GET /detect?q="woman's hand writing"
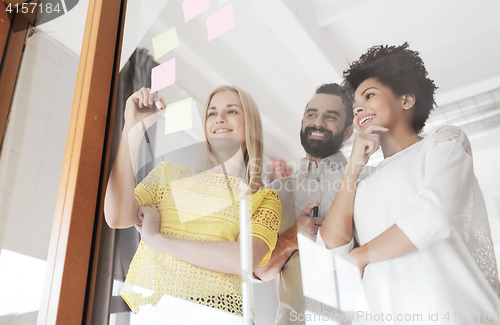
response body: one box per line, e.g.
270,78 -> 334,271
124,87 -> 166,131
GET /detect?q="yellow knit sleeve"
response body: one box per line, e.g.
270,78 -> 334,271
251,187 -> 282,266
133,162 -> 166,206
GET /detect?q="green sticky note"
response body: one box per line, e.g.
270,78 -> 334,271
152,27 -> 179,60
165,98 -> 192,135
219,0 -> 229,4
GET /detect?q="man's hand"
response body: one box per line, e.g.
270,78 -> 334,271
293,202 -> 322,242
252,202 -> 322,281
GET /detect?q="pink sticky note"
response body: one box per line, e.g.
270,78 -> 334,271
207,4 -> 235,41
151,58 -> 176,93
182,0 -> 211,23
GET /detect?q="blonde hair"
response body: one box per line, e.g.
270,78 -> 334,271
199,85 -> 264,193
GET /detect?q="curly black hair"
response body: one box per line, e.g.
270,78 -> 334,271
341,43 -> 438,134
315,83 -> 353,129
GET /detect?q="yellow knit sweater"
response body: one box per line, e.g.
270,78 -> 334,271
121,162 -> 281,315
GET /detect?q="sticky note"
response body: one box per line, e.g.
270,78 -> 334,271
164,98 -> 193,135
335,255 -> 369,312
219,0 -> 229,3
151,58 -> 176,93
297,234 -> 369,312
297,233 -> 339,308
152,27 -> 179,60
182,0 -> 210,23
207,4 -> 234,41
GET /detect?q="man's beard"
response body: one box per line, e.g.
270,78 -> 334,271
300,126 -> 344,159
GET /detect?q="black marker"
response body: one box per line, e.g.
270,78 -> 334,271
311,206 -> 319,218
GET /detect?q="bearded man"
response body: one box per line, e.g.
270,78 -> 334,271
254,83 -> 354,324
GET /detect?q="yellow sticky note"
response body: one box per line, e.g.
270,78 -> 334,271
219,0 -> 229,4
152,27 -> 179,60
165,98 -> 192,135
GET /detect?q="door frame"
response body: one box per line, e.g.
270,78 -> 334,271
35,0 -> 127,323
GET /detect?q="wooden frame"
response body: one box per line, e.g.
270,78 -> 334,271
37,0 -> 126,323
0,3 -> 29,149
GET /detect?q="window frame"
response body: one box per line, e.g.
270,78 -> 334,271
32,0 -> 128,324
0,2 -> 30,149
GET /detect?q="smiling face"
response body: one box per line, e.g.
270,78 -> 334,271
205,90 -> 246,149
352,78 -> 409,132
300,93 -> 349,158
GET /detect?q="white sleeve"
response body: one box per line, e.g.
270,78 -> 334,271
316,227 -> 354,257
396,126 -> 474,250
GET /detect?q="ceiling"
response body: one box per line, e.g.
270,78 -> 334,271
38,0 -> 500,164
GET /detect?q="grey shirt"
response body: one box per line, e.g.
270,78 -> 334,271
267,151 -> 347,325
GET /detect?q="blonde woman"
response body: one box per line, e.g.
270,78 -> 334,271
104,86 -> 281,320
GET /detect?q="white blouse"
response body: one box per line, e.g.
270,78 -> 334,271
317,126 -> 500,324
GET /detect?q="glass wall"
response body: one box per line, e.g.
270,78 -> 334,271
99,0 -> 500,324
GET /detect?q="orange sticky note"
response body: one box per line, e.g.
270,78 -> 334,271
207,4 -> 234,41
151,58 -> 176,93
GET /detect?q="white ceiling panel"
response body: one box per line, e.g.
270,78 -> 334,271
37,0 -> 500,163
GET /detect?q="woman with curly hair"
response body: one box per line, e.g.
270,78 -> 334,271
318,43 -> 500,324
